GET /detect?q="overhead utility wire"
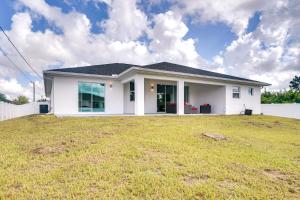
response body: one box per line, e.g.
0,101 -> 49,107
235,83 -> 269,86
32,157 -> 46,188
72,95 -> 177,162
0,47 -> 32,82
0,25 -> 43,79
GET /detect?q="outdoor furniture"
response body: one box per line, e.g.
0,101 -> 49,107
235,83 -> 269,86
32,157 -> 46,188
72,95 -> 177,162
184,104 -> 192,114
165,103 -> 199,114
166,103 -> 177,113
191,106 -> 198,114
200,104 -> 211,114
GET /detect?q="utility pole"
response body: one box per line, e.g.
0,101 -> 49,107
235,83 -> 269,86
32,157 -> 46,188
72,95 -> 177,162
31,81 -> 35,102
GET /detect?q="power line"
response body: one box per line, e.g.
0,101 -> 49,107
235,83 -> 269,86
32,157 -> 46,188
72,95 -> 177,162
0,25 -> 43,79
0,47 -> 37,101
0,47 -> 32,82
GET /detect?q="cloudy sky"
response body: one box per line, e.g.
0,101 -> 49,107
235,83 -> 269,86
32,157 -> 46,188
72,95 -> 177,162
0,0 -> 299,100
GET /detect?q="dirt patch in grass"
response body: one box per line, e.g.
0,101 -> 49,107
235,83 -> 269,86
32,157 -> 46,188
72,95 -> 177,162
243,120 -> 285,129
294,158 -> 300,164
174,161 -> 185,169
273,121 -> 283,126
226,163 -> 257,174
98,131 -> 114,136
10,183 -> 23,190
94,131 -> 115,139
183,174 -> 210,185
203,133 -> 228,141
263,169 -> 289,181
263,169 -> 300,194
290,143 -> 300,147
153,168 -> 164,176
31,146 -> 66,155
244,121 -> 273,128
217,180 -> 237,191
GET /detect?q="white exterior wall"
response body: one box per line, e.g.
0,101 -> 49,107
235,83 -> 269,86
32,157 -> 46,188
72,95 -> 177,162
134,75 -> 145,116
187,83 -> 226,114
262,104 -> 300,119
50,84 -> 54,113
49,73 -> 262,116
225,85 -> 261,114
177,80 -> 184,115
144,79 -> 177,114
53,76 -> 124,116
123,82 -> 134,114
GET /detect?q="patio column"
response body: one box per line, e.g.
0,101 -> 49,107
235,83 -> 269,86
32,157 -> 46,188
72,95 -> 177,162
177,80 -> 184,115
134,75 -> 144,116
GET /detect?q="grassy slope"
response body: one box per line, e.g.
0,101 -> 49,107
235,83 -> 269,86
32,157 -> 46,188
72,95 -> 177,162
0,115 -> 299,199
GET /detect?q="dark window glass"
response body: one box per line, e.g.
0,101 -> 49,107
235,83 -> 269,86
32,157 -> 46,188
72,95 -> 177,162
130,81 -> 135,101
232,86 -> 240,99
184,86 -> 189,103
248,88 -> 254,96
157,84 -> 166,112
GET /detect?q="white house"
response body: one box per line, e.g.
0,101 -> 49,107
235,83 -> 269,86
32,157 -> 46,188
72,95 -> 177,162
43,62 -> 270,116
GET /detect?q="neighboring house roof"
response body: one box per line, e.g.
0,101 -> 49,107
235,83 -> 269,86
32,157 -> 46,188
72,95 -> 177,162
44,62 -> 270,86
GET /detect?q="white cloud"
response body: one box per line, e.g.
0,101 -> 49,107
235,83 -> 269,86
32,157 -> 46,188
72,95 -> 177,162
148,11 -> 204,67
0,79 -> 30,100
101,0 -> 149,41
171,0 -> 280,36
215,0 -> 300,89
0,0 -> 205,98
0,79 -> 25,95
0,78 -> 44,101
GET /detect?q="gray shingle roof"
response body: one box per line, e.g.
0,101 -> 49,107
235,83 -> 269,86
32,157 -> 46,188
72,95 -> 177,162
47,63 -> 136,76
142,62 -> 259,83
45,62 -> 268,85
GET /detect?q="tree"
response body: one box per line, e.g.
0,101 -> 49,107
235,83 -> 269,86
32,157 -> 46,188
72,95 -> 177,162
261,90 -> 300,104
13,95 -> 29,105
289,75 -> 300,92
0,92 -> 8,102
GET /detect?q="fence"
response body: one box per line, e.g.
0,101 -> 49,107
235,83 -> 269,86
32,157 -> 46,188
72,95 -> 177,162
261,103 -> 300,119
0,102 -> 49,121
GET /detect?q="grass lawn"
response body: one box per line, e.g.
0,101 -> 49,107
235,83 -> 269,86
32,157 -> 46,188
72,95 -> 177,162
0,115 -> 299,199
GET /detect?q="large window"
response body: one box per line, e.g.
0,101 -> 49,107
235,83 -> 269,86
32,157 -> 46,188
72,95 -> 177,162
184,86 -> 189,103
130,81 -> 135,101
79,82 -> 105,112
232,86 -> 240,99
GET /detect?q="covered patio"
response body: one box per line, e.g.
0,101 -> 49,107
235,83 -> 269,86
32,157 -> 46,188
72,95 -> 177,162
122,75 -> 226,115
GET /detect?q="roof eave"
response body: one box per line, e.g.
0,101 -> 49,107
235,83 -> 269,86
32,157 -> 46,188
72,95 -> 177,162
119,67 -> 271,86
43,70 -> 117,79
43,67 -> 271,87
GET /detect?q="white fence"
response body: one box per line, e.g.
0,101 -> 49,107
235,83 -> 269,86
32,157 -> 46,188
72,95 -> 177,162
261,103 -> 300,119
0,102 -> 48,121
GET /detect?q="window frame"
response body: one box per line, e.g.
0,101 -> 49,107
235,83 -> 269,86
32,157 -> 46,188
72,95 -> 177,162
232,86 -> 240,99
248,87 -> 254,96
78,81 -> 105,112
129,81 -> 135,102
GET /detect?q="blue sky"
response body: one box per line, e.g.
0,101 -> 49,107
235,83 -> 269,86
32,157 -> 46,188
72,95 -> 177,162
0,0 -> 261,61
0,0 -> 299,99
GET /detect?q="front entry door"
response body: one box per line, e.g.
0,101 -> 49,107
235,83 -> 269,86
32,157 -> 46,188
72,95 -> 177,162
157,84 -> 177,113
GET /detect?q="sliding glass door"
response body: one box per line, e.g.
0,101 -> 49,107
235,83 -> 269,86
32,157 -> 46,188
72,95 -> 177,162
157,85 -> 166,112
157,84 -> 177,112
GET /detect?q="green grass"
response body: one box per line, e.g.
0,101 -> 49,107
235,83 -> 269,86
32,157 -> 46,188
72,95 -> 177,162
0,115 -> 299,199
